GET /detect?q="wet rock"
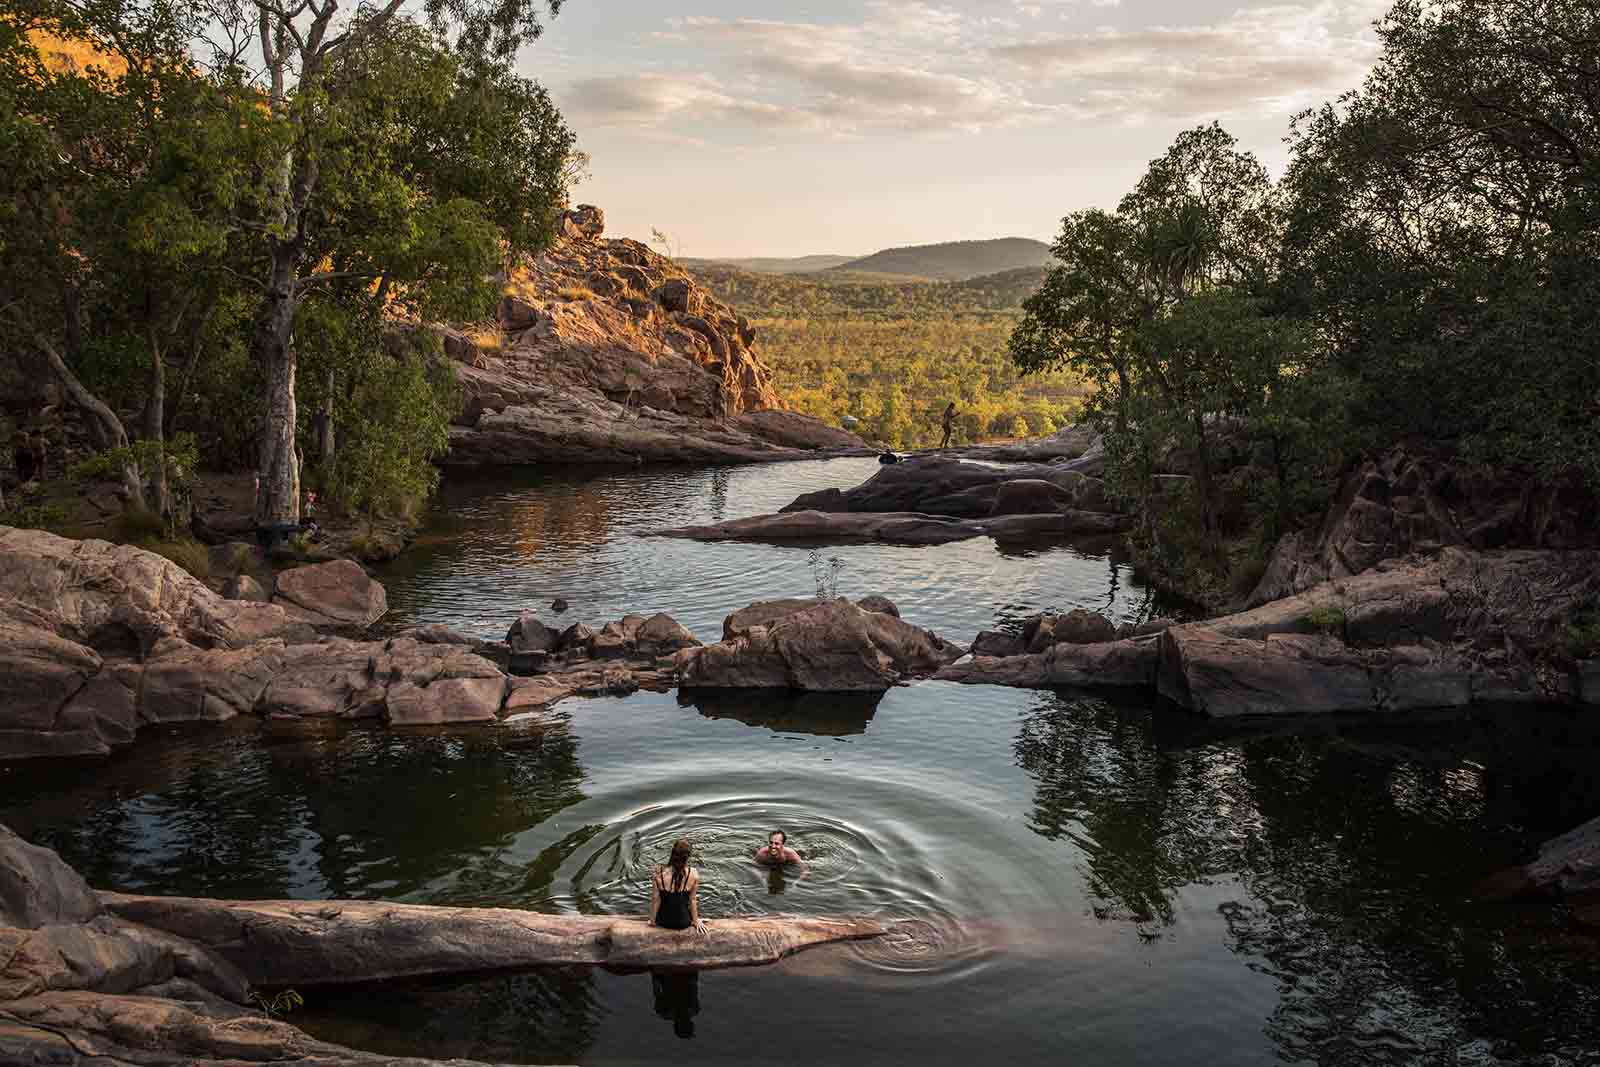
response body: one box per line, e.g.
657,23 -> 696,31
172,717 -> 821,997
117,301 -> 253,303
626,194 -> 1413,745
637,612 -> 701,653
971,630 -> 1026,658
1036,609 -> 1117,647
1476,814 -> 1600,926
556,621 -> 596,653
855,595 -> 900,618
551,597 -> 570,613
507,611 -> 559,653
678,599 -> 963,691
272,559 -> 387,629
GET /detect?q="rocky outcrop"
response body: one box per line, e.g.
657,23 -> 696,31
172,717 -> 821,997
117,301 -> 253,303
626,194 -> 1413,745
782,455 -> 1121,520
1248,445 -> 1600,608
942,550 -> 1600,714
0,822 -> 883,1066
676,599 -> 962,691
655,507 -> 1127,546
0,530 -> 513,758
1159,549 -> 1600,716
441,205 -> 867,465
1475,814 -> 1600,926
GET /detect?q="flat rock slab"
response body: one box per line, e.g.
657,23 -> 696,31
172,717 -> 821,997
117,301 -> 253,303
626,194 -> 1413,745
654,508 -> 1127,546
99,894 -> 886,983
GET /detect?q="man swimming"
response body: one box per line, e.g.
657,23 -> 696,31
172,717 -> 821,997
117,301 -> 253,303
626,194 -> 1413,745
754,829 -> 802,867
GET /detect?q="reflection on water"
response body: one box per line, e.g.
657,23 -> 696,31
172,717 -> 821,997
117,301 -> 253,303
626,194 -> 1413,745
652,970 -> 701,1040
6,689 -> 1600,1064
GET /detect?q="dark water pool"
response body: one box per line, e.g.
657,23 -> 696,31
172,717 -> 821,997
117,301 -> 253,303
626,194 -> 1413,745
4,460 -> 1600,1066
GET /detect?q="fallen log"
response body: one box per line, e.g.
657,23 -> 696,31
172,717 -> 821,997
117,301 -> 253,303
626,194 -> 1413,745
99,893 -> 886,984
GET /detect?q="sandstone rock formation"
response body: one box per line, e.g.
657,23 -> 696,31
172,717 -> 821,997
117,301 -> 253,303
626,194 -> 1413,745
675,599 -> 963,691
1248,445 -> 1600,608
440,205 -> 866,465
0,822 -> 883,1066
942,550 -> 1600,715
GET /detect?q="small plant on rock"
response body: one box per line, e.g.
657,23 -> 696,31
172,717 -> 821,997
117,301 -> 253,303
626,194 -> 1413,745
1304,603 -> 1347,637
248,988 -> 304,1018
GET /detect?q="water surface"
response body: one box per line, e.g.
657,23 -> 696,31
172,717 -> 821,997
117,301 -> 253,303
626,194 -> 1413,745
3,460 -> 1599,1066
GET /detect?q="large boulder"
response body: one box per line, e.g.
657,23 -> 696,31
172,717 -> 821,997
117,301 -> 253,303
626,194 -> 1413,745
1027,609 -> 1117,650
678,599 -> 963,691
1157,628 -> 1376,717
272,559 -> 387,629
506,611 -> 559,653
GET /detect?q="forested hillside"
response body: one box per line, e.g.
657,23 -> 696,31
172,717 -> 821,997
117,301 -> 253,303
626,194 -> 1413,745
831,238 -> 1051,280
688,264 -> 1078,448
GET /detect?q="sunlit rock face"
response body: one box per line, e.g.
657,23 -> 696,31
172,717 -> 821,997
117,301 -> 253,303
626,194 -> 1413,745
439,204 -> 865,465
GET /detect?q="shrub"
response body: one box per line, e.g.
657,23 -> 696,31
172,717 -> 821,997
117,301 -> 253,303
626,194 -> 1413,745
1304,604 -> 1347,636
110,508 -> 168,543
557,285 -> 597,302
145,539 -> 211,579
0,502 -> 70,531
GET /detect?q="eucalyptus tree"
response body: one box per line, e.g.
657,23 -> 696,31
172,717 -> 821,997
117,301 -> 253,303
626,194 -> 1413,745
220,0 -> 569,525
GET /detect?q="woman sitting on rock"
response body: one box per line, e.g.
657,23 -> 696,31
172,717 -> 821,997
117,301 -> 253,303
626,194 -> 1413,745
650,838 -> 707,934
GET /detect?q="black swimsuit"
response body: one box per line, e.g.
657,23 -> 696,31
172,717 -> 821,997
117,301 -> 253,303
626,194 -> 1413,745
655,869 -> 693,930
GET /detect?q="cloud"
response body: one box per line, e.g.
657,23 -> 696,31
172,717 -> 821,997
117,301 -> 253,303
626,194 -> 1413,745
562,1 -> 1383,136
564,72 -> 814,130
991,2 -> 1383,119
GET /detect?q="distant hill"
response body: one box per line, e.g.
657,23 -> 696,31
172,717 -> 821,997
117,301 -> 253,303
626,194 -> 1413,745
681,254 -> 857,275
830,238 -> 1052,282
685,262 -> 1048,318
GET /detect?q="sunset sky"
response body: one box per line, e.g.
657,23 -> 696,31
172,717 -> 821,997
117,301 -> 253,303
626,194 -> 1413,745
522,0 -> 1388,258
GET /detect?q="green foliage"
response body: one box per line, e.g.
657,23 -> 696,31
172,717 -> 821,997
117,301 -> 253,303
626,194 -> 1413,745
1305,604 -> 1348,636
303,320 -> 456,520
1278,0 -> 1600,484
71,434 -> 200,490
690,268 -> 1083,449
109,508 -> 168,544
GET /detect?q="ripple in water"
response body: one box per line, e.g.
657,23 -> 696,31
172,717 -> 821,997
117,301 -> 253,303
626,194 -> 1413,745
551,791 -> 1002,981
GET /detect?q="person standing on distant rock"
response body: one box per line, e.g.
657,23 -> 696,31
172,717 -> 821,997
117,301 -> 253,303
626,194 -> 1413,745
940,402 -> 958,449
650,838 -> 707,934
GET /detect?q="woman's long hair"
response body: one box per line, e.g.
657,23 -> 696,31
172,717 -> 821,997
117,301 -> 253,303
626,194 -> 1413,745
664,838 -> 691,892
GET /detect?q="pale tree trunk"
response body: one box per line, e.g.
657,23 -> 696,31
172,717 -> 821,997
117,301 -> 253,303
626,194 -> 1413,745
143,336 -> 170,518
316,367 -> 335,463
254,274 -> 300,525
